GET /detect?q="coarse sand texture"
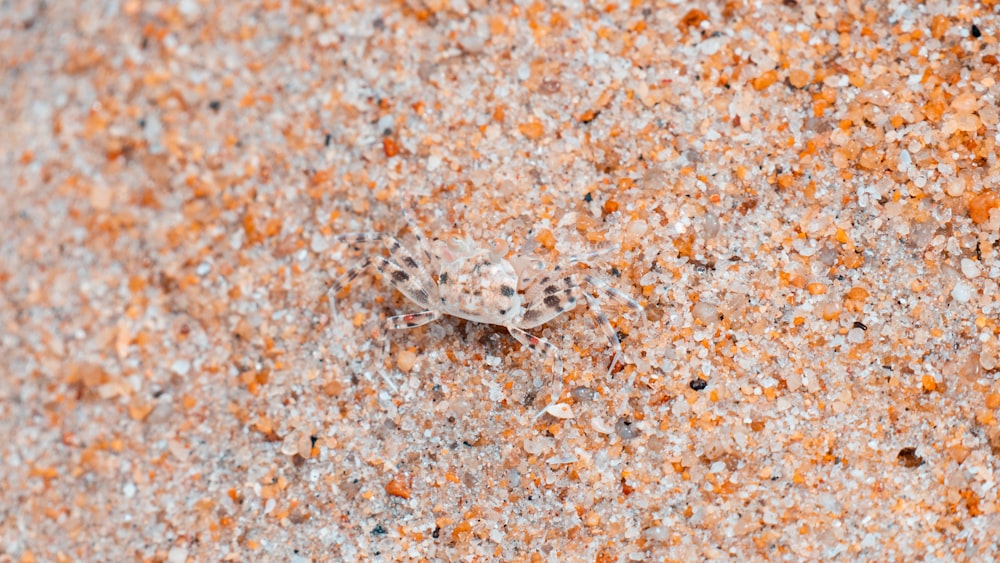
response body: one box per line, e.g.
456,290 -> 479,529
3,1 -> 1000,560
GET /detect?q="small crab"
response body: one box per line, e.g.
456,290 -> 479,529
331,212 -> 644,414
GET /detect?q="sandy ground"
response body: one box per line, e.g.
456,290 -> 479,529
3,0 -> 1000,561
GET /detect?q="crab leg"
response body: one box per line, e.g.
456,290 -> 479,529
518,284 -> 583,329
400,206 -> 443,268
329,255 -> 373,295
580,293 -> 624,376
333,232 -> 437,300
583,274 -> 644,317
330,250 -> 435,309
387,310 -> 443,330
507,326 -> 564,407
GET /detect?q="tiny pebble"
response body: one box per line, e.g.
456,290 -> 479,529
703,213 -> 720,238
385,476 -> 411,499
615,418 -> 639,440
953,113 -> 981,132
177,0 -> 199,17
544,403 -> 575,419
458,28 -> 486,52
945,178 -> 965,197
310,233 -> 329,253
951,281 -> 974,303
570,386 -> 597,402
426,154 -> 442,171
961,258 -> 981,279
170,359 -> 191,376
591,417 -> 613,434
281,432 -> 301,456
693,302 -> 719,324
523,436 -> 552,456
951,92 -> 979,113
167,547 -> 188,563
546,453 -> 578,465
397,349 -> 417,372
847,327 -> 866,344
643,526 -> 670,541
626,219 -> 648,237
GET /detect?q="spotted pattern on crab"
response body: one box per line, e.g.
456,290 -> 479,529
331,212 -> 644,414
